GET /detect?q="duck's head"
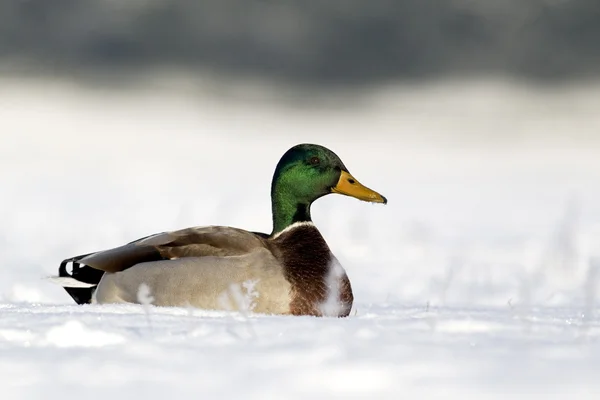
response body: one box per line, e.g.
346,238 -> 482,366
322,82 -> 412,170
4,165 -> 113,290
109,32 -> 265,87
270,144 -> 386,234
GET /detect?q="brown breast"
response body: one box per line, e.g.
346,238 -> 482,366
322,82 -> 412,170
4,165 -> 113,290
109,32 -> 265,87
268,223 -> 354,317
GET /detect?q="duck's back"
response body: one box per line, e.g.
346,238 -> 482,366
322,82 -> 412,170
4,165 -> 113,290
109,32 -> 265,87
82,225 -> 269,272
64,226 -> 291,313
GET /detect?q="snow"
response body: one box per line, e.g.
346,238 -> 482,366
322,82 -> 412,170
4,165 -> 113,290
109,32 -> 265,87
1,76 -> 600,398
1,304 -> 598,398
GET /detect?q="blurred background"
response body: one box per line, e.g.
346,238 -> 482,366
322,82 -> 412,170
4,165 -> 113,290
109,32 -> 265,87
1,0 -> 600,308
1,0 -> 600,83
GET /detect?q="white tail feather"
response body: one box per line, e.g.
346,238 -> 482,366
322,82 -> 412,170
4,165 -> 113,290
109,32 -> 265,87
46,276 -> 97,288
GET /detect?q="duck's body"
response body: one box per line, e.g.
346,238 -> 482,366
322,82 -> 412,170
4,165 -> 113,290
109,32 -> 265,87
56,144 -> 385,317
85,222 -> 352,316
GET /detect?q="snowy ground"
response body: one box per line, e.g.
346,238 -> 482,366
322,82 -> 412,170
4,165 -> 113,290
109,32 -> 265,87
2,77 -> 600,398
2,303 -> 599,399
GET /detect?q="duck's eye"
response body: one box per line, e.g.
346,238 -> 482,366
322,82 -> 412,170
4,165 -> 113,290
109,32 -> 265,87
309,156 -> 320,165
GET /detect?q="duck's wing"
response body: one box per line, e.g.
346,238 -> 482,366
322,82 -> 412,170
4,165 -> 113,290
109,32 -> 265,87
56,226 -> 269,304
79,226 -> 269,273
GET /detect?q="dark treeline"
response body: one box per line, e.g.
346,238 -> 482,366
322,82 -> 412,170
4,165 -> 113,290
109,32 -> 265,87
1,0 -> 599,85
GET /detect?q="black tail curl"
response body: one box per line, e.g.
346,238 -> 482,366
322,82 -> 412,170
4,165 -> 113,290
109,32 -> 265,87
58,253 -> 105,305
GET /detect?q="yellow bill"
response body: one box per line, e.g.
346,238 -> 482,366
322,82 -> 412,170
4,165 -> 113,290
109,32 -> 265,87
332,171 -> 387,204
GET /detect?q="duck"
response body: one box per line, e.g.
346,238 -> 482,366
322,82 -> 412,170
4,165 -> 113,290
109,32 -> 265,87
55,143 -> 387,317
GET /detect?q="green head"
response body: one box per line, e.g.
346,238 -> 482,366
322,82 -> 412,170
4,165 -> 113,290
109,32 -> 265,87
270,143 -> 387,235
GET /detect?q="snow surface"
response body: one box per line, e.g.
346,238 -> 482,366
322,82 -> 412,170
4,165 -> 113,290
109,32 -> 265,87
2,77 -> 600,398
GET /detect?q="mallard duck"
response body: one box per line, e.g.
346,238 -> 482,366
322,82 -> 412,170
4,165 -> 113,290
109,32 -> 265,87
55,144 -> 386,317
